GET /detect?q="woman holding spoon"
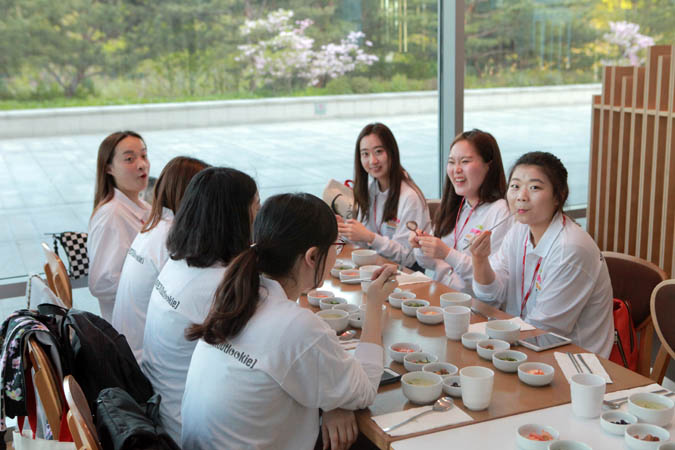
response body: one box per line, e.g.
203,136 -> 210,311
338,122 -> 430,269
469,152 -> 613,356
409,129 -> 512,295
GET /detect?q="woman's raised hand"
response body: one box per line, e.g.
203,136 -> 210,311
408,230 -> 421,248
418,235 -> 450,260
337,219 -> 375,243
469,230 -> 492,260
366,264 -> 398,306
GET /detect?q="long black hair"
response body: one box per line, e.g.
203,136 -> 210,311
186,193 -> 337,343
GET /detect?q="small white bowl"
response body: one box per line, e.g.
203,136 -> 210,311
625,424 -> 670,450
600,411 -> 638,436
518,363 -> 555,387
330,259 -> 356,278
401,372 -> 443,405
352,249 -> 377,266
359,264 -> 381,276
548,441 -> 592,450
439,292 -> 472,308
319,296 -> 347,310
485,319 -> 521,344
348,311 -> 363,328
416,306 -> 444,324
492,350 -> 527,373
388,290 -> 416,308
401,299 -> 430,317
307,289 -> 334,307
476,339 -> 510,360
388,342 -> 422,363
423,362 -> 458,379
461,332 -> 489,350
315,309 -> 349,332
403,351 -> 438,372
516,424 -> 559,450
442,375 -> 462,397
628,393 -> 675,427
332,303 -> 359,314
339,269 -> 362,283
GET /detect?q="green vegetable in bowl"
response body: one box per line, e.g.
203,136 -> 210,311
407,302 -> 426,307
497,356 -> 518,362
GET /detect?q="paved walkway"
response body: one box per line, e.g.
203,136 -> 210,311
0,104 -> 591,280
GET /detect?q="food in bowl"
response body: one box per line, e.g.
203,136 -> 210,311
421,310 -> 440,315
484,344 -> 494,350
527,431 -> 554,441
497,356 -> 518,362
411,357 -> 432,364
527,369 -> 545,375
612,419 -> 630,425
433,369 -> 450,375
633,434 -> 661,441
404,378 -> 437,386
391,346 -> 415,353
407,301 -> 427,308
633,400 -> 668,410
320,313 -> 344,319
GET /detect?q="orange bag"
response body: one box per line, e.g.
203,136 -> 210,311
609,298 -> 639,371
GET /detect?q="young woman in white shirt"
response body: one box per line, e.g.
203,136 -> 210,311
181,193 -> 398,450
88,131 -> 151,321
140,167 -> 260,444
338,122 -> 430,269
409,129 -> 511,295
112,156 -> 210,363
470,152 -> 614,356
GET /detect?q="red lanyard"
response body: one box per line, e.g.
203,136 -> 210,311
453,197 -> 477,249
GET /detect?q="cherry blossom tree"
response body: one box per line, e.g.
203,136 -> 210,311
603,21 -> 654,66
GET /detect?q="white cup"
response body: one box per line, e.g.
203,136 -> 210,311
443,305 -> 471,340
460,366 -> 494,411
570,373 -> 606,418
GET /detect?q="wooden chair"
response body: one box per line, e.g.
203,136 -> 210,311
27,337 -> 64,440
650,279 -> 675,384
602,251 -> 668,377
63,375 -> 102,450
426,198 -> 441,222
41,242 -> 73,308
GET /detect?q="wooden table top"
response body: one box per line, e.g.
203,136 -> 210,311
300,247 -> 653,450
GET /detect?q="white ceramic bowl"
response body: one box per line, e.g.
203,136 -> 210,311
388,342 -> 422,363
348,311 -> 363,328
439,292 -> 472,308
442,375 -> 462,397
361,280 -> 373,292
492,350 -> 527,373
332,303 -> 359,314
547,441 -> 592,450
307,289 -> 334,307
416,306 -> 444,325
319,296 -> 347,310
476,339 -> 510,360
600,411 -> 638,436
401,372 -> 443,405
625,424 -> 670,450
422,362 -> 458,379
359,264 -> 381,277
401,299 -> 430,317
352,249 -> 378,266
388,290 -> 416,308
515,424 -> 559,450
339,269 -> 361,283
330,259 -> 356,278
315,309 -> 349,332
628,393 -> 675,427
403,351 -> 438,372
485,319 -> 521,344
518,362 -> 555,387
461,332 -> 489,350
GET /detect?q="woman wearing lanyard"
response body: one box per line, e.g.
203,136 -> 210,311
408,129 -> 512,295
88,131 -> 151,322
338,122 -> 430,268
470,152 -> 614,357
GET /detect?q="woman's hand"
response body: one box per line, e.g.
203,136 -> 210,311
408,231 -> 421,248
338,219 -> 375,243
366,264 -> 399,305
469,230 -> 492,260
321,409 -> 358,450
418,236 -> 450,260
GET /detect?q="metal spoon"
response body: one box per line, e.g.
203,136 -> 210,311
338,329 -> 357,341
406,221 -> 429,236
382,396 -> 454,433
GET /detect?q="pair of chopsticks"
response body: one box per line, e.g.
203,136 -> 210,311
567,352 -> 593,374
461,212 -> 516,250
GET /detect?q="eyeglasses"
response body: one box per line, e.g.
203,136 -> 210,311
330,239 -> 346,255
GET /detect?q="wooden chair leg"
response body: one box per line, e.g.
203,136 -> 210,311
651,346 -> 671,384
637,323 -> 654,377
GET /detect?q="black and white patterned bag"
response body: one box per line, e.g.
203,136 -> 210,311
50,232 -> 89,279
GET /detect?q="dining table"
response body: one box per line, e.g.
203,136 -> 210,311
299,245 -> 656,450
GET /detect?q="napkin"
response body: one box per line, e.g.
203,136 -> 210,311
553,352 -> 613,384
371,404 -> 473,437
468,317 -> 536,334
396,271 -> 432,286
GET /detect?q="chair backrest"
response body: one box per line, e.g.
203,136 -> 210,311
63,375 -> 102,450
602,251 -> 667,327
651,280 -> 675,360
27,337 -> 63,440
41,242 -> 73,308
426,198 -> 441,222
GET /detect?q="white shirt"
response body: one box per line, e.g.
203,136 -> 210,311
88,188 -> 150,321
141,258 -> 226,444
181,277 -> 383,450
357,179 -> 430,268
473,212 -> 614,357
414,199 -> 512,296
112,208 -> 174,363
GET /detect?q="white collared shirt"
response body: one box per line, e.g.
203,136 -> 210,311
358,179 -> 430,267
141,258 -> 226,444
88,188 -> 150,321
112,207 -> 174,363
414,199 -> 512,296
473,212 -> 614,357
181,276 -> 383,450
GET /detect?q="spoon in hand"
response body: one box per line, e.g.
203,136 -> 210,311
406,221 -> 428,236
382,396 -> 455,433
338,329 -> 357,341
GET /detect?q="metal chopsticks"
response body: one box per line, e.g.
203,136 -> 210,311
567,352 -> 582,373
